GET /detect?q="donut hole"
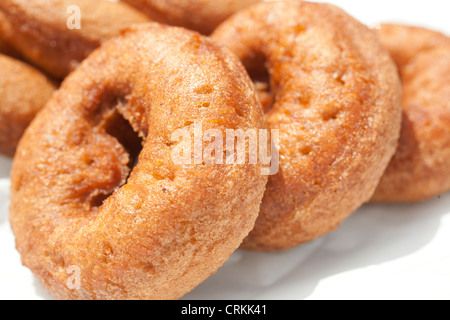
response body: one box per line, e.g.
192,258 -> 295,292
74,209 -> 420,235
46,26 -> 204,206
90,192 -> 111,208
244,53 -> 274,113
103,110 -> 143,170
254,81 -> 274,113
88,104 -> 144,209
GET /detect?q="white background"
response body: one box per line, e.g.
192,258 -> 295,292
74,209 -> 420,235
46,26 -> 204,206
1,0 -> 449,300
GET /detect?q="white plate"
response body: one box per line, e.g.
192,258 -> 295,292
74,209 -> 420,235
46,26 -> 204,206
1,0 -> 450,300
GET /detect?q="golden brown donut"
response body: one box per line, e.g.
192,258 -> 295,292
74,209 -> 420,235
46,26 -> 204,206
10,23 -> 268,300
0,0 -> 150,79
0,54 -> 55,156
212,1 -> 403,251
372,25 -> 450,202
122,0 -> 261,34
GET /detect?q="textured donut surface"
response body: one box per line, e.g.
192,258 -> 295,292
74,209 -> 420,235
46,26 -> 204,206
122,0 -> 260,34
373,25 -> 450,202
0,54 -> 55,156
213,0 -> 402,251
0,11 -> 18,56
10,24 -> 268,299
0,0 -> 150,79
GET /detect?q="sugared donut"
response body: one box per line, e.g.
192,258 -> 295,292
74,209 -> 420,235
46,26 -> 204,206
0,0 -> 150,79
10,24 -> 268,299
372,25 -> 450,202
122,0 -> 261,35
212,1 -> 403,251
0,54 -> 55,156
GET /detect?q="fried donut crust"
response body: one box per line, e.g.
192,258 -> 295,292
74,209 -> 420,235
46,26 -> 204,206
0,11 -> 17,56
10,23 -> 268,300
212,1 -> 402,251
372,25 -> 450,202
122,0 -> 261,35
0,0 -> 150,79
0,54 -> 55,156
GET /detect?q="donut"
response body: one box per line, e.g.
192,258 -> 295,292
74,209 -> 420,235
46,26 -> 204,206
212,1 -> 403,251
122,0 -> 261,35
372,25 -> 450,202
0,54 -> 55,156
0,0 -> 150,79
10,24 -> 268,300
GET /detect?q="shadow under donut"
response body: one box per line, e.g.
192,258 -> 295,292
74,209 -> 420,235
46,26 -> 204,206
185,191 -> 450,299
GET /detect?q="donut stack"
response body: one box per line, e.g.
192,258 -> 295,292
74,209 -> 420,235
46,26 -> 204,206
0,0 -> 449,300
